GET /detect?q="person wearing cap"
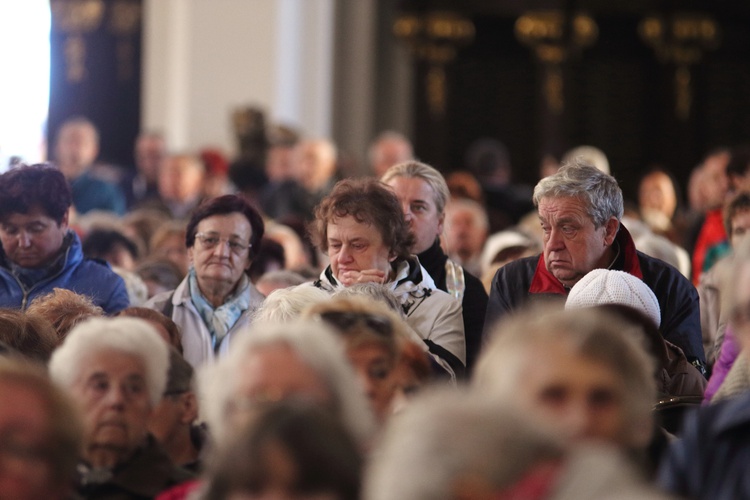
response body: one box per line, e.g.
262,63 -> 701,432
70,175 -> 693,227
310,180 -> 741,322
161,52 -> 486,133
565,269 -> 705,399
485,160 -> 706,373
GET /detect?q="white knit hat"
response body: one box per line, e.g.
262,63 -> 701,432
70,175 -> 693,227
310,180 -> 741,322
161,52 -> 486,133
565,269 -> 661,327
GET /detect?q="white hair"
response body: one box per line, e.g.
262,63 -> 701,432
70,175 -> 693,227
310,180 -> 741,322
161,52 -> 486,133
252,284 -> 330,324
200,319 -> 376,447
533,161 -> 623,227
49,317 -> 169,406
364,388 -> 565,500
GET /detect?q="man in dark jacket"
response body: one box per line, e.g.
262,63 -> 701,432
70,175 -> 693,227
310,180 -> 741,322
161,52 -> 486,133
485,161 -> 705,372
382,161 -> 488,373
0,164 -> 129,313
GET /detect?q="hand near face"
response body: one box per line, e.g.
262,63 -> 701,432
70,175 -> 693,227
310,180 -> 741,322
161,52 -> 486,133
338,268 -> 388,287
327,215 -> 396,287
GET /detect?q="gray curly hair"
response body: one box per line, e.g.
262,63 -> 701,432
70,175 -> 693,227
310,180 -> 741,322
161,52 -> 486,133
533,160 -> 623,228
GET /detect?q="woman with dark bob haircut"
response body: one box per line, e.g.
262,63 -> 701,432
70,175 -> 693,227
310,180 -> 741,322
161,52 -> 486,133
146,194 -> 265,368
309,178 -> 466,380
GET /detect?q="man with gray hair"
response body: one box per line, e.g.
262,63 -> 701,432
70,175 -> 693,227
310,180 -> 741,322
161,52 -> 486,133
485,161 -> 705,371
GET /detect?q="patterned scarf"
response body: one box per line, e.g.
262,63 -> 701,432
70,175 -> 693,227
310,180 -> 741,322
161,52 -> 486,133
188,268 -> 251,351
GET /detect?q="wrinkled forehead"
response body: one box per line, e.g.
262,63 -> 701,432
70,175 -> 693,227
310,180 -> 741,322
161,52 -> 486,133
538,195 -> 592,219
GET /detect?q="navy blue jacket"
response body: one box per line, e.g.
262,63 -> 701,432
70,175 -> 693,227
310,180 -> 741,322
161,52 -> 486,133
0,231 -> 129,314
485,225 -> 705,364
658,391 -> 750,499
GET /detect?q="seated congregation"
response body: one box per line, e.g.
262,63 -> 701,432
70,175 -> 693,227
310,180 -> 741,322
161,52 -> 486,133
4,133 -> 750,500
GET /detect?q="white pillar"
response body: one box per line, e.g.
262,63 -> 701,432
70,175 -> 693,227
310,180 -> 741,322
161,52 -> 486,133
142,0 -> 336,154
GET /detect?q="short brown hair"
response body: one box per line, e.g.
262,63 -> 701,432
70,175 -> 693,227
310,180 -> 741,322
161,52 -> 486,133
310,178 -> 414,262
0,308 -> 58,362
26,288 -> 104,341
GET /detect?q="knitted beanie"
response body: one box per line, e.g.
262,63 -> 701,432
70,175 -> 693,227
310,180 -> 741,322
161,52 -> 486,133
565,269 -> 661,327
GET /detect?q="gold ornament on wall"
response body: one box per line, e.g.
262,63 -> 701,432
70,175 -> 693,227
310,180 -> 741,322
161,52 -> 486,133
515,10 -> 598,114
50,0 -> 105,83
639,13 -> 720,120
109,0 -> 142,82
394,10 -> 475,117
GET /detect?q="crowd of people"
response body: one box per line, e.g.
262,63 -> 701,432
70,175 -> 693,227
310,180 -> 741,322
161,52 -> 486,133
3,115 -> 750,499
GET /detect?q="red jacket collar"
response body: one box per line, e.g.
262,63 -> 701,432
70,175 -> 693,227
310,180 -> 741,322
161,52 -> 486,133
529,224 -> 643,295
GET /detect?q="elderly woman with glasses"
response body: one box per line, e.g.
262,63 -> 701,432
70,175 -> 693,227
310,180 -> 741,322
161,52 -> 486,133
146,194 -> 265,368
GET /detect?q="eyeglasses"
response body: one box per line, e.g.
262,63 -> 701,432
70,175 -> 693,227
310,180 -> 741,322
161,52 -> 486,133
194,232 -> 250,254
315,311 -> 393,337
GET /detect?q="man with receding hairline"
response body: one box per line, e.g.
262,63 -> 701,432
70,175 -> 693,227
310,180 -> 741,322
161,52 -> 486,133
485,160 -> 705,373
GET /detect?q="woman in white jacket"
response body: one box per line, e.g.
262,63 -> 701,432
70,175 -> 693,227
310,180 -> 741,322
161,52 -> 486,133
147,194 -> 265,368
309,178 -> 465,377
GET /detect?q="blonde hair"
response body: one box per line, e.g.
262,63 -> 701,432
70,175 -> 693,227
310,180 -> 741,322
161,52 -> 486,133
474,307 -> 655,448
